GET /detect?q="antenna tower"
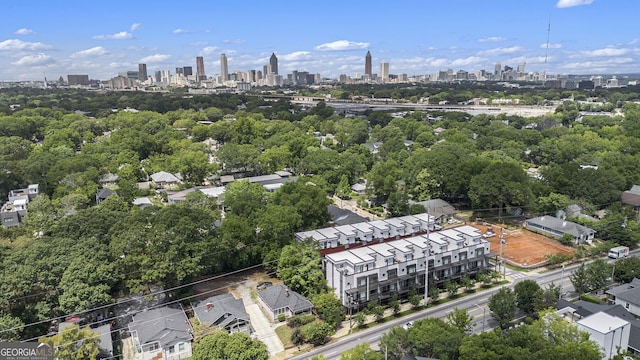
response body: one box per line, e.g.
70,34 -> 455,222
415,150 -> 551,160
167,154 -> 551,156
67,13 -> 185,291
543,17 -> 551,85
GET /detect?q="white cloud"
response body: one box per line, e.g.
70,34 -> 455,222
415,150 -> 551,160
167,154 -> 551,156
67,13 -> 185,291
139,54 -> 171,63
581,47 -> 629,57
0,39 -> 51,51
315,40 -> 369,51
12,53 -> 54,66
190,41 -> 208,46
223,39 -> 245,44
202,46 -> 218,55
451,56 -> 485,67
280,51 -> 312,61
130,23 -> 141,31
14,28 -> 35,35
477,46 -> 524,56
556,0 -> 593,8
479,37 -> 506,43
70,46 -> 109,58
540,43 -> 563,49
92,31 -> 133,40
173,28 -> 188,34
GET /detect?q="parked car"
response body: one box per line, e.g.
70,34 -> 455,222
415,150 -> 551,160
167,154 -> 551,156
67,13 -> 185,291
256,281 -> 273,290
403,321 -> 414,330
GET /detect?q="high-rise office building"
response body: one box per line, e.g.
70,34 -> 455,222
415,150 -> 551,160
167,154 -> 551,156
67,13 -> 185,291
517,62 -> 526,74
365,51 -> 372,76
196,56 -> 206,81
380,62 -> 389,81
138,63 -> 147,82
220,53 -> 228,81
67,75 -> 89,86
269,53 -> 278,75
183,66 -> 193,76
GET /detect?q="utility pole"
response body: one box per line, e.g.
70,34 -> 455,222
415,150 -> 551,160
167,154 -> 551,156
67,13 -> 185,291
560,264 -> 565,299
500,228 -> 506,279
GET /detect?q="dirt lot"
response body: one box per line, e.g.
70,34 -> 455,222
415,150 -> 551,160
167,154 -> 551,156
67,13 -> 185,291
469,223 -> 574,268
191,266 -> 281,300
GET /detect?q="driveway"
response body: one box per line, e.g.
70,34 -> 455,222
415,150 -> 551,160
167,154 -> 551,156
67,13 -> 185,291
234,278 -> 284,356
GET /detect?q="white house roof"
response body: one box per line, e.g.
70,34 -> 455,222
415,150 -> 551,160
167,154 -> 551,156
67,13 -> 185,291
577,311 -> 629,334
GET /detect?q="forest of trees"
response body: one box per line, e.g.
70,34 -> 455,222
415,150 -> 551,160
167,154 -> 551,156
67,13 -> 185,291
1,84 -> 640,348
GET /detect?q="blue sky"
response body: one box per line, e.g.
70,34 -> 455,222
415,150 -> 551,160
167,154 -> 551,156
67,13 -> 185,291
0,0 -> 638,81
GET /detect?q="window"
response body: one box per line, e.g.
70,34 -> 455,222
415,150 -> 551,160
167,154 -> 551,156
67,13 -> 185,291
168,345 -> 175,354
406,254 -> 413,261
3,217 -> 13,223
357,277 -> 366,287
626,303 -> 630,309
443,256 -> 451,265
178,343 -> 185,352
459,252 -> 467,261
476,248 -> 484,256
407,265 -> 416,274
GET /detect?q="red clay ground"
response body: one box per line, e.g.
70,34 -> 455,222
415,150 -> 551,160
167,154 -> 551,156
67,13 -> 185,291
468,224 -> 574,268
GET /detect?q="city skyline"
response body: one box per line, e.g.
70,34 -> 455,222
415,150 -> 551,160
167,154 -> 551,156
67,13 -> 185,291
1,0 -> 639,81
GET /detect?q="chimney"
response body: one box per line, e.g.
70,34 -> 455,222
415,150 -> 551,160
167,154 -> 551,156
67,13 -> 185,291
205,303 -> 213,311
285,288 -> 289,297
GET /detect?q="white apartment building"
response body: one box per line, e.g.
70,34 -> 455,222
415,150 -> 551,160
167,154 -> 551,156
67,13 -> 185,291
296,216 -> 493,308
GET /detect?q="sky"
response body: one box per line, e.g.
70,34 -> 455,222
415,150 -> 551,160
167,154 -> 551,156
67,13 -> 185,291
0,0 -> 638,81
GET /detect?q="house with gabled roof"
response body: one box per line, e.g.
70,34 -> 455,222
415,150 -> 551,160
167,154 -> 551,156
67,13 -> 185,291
524,215 -> 596,244
191,293 -> 251,334
128,305 -> 193,360
150,171 -> 182,189
606,278 -> 640,318
622,185 -> 640,210
257,285 -> 313,321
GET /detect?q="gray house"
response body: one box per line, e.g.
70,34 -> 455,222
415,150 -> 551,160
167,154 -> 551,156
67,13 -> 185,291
128,306 -> 193,360
191,293 -> 251,334
257,285 -> 313,321
409,198 -> 456,223
524,215 -> 596,244
606,278 -> 640,318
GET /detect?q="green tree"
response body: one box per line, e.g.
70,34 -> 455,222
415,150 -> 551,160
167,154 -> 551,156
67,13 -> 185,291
468,160 -> 532,220
536,193 -> 570,215
191,331 -> 268,360
379,326 -> 412,360
570,263 -> 591,294
339,343 -> 383,360
222,180 -> 267,221
446,307 -> 475,333
612,256 -> 640,283
277,242 -> 327,297
311,292 -> 345,329
408,289 -> 421,309
542,282 -> 562,307
389,293 -> 401,316
40,324 -> 100,360
408,318 -> 463,360
445,280 -> 461,298
0,313 -> 24,341
514,279 -> 545,316
488,287 -> 516,330
302,321 -> 333,346
273,178 -> 331,229
336,174 -> 352,200
353,312 -> 366,328
386,192 -> 409,217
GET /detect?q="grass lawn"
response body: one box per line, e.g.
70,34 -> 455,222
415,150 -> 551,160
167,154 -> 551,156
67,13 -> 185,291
275,324 -> 294,349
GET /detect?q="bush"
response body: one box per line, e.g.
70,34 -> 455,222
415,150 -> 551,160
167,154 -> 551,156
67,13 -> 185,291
580,293 -> 603,304
287,314 -> 316,328
545,253 -> 573,266
278,313 -> 286,322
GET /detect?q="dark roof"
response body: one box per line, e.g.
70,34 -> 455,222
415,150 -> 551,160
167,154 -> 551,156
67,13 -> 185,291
606,278 -> 640,305
94,324 -> 113,357
191,293 -> 249,330
328,205 -> 369,226
409,199 -> 456,217
525,216 -> 595,238
621,190 -> 640,206
258,285 -> 313,314
128,306 -> 192,348
96,188 -> 116,200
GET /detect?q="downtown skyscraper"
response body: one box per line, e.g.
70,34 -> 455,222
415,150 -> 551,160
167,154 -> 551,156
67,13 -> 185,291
270,53 -> 278,75
365,51 -> 372,76
220,53 -> 228,81
196,56 -> 206,81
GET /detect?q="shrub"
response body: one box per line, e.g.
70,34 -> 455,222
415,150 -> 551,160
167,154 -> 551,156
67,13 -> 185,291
278,313 -> 286,322
545,253 -> 573,266
287,314 -> 315,328
580,293 -> 603,304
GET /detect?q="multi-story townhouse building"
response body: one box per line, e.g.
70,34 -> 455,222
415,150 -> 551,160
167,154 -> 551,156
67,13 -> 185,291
297,215 -> 493,309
